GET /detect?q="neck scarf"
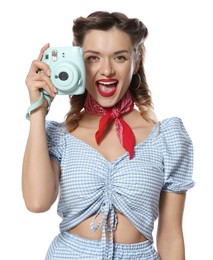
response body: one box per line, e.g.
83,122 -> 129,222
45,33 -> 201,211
84,90 -> 135,159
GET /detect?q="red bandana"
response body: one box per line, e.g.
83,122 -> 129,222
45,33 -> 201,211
84,91 -> 135,159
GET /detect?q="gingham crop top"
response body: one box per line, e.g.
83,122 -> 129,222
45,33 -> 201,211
45,117 -> 194,258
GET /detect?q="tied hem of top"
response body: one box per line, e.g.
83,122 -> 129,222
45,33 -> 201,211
90,203 -> 118,259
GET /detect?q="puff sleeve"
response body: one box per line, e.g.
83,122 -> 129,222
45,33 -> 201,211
160,117 -> 195,192
45,120 -> 66,165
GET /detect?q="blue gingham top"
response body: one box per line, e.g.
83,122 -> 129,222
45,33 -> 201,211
45,117 -> 194,258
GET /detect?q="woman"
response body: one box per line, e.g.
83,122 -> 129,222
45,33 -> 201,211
22,11 -> 194,260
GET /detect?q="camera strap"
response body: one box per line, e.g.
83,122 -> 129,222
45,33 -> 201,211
25,91 -> 52,120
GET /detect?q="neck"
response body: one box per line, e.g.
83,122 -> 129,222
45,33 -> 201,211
84,90 -> 134,116
83,90 -> 135,159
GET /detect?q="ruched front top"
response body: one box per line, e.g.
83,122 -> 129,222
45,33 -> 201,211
45,117 -> 194,258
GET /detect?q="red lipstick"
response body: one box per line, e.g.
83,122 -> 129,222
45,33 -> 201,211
96,79 -> 118,97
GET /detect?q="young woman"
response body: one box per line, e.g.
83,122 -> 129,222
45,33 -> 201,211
22,11 -> 194,260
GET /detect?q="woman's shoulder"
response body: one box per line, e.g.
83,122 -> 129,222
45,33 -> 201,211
157,117 -> 189,136
45,120 -> 66,164
155,116 -> 192,149
45,120 -> 66,136
159,116 -> 183,129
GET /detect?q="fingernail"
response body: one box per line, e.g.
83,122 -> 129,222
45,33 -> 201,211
47,69 -> 51,76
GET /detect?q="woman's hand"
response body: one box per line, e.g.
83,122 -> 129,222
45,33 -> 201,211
25,43 -> 57,108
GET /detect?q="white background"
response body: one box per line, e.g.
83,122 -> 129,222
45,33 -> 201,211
0,0 -> 212,259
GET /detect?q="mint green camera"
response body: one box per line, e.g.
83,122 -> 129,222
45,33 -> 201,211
42,46 -> 85,95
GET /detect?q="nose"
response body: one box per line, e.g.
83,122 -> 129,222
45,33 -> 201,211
100,58 -> 115,76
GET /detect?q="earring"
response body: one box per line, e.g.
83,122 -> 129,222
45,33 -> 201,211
130,73 -> 141,90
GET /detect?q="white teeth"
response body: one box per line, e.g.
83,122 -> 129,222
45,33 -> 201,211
98,81 -> 117,85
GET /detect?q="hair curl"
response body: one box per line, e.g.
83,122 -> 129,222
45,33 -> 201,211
65,11 -> 157,132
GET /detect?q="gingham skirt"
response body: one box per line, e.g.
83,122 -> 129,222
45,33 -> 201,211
45,231 -> 160,260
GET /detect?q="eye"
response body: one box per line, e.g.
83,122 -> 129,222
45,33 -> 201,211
85,55 -> 99,63
114,55 -> 128,62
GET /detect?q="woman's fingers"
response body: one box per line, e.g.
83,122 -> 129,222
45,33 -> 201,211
27,71 -> 57,95
29,43 -> 50,75
29,59 -> 50,76
37,43 -> 50,61
27,78 -> 56,105
25,43 -> 58,105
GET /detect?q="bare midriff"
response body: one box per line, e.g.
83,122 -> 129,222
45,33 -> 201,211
68,211 -> 147,244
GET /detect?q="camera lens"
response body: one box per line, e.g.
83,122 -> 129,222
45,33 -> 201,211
58,71 -> 69,81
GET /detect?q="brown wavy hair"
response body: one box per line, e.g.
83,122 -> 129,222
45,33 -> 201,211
65,11 -> 157,132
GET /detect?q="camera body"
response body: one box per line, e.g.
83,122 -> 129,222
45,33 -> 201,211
42,46 -> 85,95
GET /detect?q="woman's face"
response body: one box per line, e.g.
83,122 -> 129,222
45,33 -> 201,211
82,27 -> 137,107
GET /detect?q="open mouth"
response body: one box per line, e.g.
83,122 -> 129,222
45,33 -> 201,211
96,79 -> 118,97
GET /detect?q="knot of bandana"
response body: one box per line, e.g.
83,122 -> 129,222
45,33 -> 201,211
84,91 -> 135,159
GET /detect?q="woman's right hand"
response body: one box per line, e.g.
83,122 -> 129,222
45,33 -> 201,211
25,43 -> 57,109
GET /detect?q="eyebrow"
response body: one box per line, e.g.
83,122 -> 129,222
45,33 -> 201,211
84,50 -> 130,55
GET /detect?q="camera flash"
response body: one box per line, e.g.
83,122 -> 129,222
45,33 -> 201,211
52,49 -> 58,62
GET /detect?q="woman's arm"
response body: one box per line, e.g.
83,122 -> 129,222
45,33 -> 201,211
157,191 -> 186,260
22,110 -> 60,212
22,44 -> 59,213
